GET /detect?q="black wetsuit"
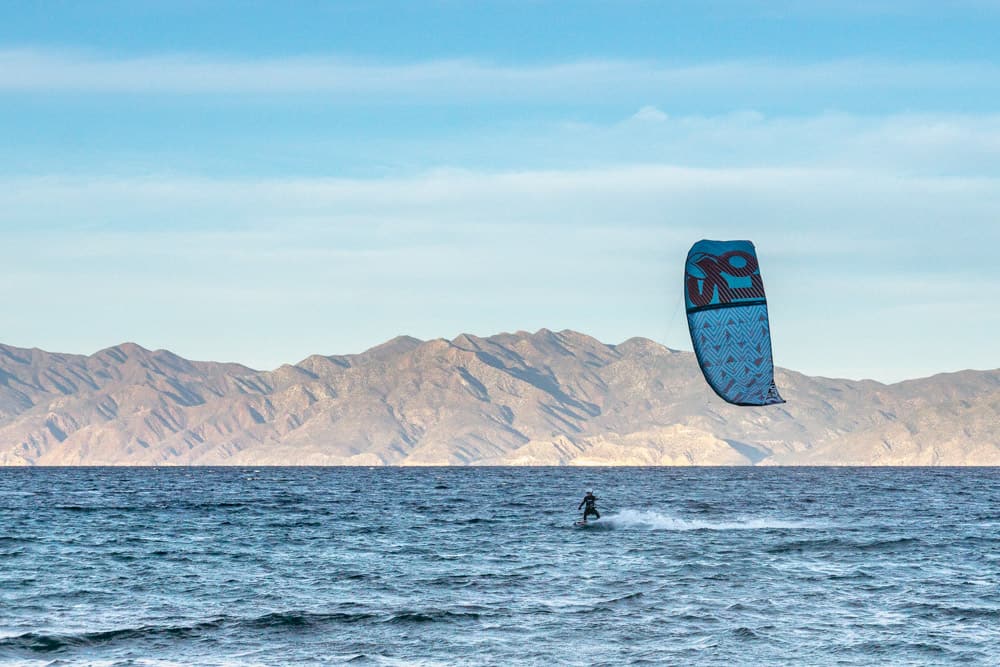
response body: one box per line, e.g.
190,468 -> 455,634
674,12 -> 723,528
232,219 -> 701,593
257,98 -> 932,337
578,493 -> 600,521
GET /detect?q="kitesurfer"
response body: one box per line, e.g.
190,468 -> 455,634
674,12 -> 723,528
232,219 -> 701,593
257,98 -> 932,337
578,491 -> 600,521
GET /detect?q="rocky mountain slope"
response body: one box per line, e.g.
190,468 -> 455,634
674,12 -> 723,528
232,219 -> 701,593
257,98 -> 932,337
1,330 -> 997,465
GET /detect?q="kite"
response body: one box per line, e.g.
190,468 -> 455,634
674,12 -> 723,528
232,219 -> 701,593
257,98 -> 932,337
684,239 -> 784,406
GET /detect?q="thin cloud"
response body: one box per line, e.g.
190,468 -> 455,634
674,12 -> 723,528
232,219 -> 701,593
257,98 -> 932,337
433,110 -> 1000,177
0,49 -> 998,97
3,164 -> 998,233
632,105 -> 669,122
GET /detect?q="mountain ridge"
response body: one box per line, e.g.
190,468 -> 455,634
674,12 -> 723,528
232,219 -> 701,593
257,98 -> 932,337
1,330 -> 997,466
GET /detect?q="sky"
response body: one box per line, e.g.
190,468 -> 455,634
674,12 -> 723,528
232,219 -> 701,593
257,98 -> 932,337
1,1 -> 998,382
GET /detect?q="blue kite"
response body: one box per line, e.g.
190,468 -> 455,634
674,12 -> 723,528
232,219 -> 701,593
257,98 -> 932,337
684,239 -> 784,406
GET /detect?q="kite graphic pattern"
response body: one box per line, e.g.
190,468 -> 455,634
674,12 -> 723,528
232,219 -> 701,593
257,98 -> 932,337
684,239 -> 785,406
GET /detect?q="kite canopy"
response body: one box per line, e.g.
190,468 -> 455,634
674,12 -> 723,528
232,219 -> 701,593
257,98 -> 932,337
684,239 -> 785,406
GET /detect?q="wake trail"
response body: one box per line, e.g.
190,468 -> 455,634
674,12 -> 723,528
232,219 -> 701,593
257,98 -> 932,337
600,509 -> 826,531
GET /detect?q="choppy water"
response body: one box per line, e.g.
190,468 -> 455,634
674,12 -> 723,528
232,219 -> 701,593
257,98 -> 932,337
1,467 -> 999,666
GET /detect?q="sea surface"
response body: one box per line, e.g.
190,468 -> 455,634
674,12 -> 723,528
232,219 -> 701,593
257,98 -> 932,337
1,467 -> 999,666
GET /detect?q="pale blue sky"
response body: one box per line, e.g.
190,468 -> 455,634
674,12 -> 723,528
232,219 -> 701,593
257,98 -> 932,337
1,1 -> 998,381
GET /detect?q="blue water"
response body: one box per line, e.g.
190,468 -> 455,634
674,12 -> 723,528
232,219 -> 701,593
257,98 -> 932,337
1,468 -> 999,666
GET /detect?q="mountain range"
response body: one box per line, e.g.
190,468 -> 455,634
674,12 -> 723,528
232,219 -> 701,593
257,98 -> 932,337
1,330 -> 997,466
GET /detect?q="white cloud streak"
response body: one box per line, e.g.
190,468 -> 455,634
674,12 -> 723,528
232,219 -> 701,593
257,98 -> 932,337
3,164 -> 997,236
1,49 -> 998,97
399,110 -> 1000,179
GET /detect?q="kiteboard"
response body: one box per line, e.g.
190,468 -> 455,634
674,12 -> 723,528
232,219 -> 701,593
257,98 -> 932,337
574,519 -> 597,528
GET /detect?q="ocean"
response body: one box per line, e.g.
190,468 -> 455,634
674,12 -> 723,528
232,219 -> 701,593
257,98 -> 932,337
1,467 -> 998,666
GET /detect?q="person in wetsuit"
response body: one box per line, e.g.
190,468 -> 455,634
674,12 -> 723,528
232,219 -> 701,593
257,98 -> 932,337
578,491 -> 599,521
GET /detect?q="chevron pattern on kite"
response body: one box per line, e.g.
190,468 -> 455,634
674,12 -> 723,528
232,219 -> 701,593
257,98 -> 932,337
687,304 -> 784,405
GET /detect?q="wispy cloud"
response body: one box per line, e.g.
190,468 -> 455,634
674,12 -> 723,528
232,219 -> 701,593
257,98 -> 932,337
1,49 -> 998,98
4,163 -> 996,226
416,110 -> 1000,177
631,105 -> 669,122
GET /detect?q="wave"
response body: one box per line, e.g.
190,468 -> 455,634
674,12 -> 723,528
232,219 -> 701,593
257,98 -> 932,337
906,602 -> 1000,621
1,608 -> 431,656
246,610 -> 377,628
386,610 -> 482,624
766,536 -> 920,554
0,609 -> 383,655
0,619 -> 224,654
600,509 -> 822,531
248,608 -> 485,629
600,591 -> 645,607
